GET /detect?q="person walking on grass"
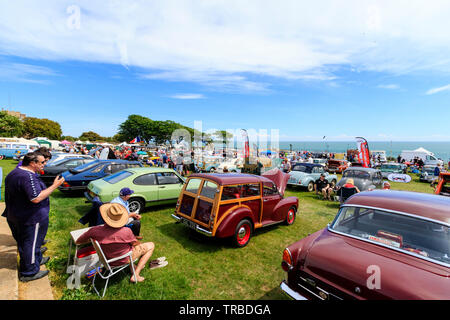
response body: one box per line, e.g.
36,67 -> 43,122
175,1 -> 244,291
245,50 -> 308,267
76,203 -> 167,283
2,152 -> 65,282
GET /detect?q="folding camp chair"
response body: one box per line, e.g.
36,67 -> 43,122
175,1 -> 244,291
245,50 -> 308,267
90,239 -> 137,298
337,187 -> 358,204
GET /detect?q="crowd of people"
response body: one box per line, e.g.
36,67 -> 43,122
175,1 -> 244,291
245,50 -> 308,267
2,143 -> 446,285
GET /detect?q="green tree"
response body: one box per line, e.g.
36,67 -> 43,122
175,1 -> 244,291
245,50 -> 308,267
61,135 -> 77,142
23,117 -> 62,140
117,114 -> 155,143
0,111 -> 24,137
79,131 -> 103,142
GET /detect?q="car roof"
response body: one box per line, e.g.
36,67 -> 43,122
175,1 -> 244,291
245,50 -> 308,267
291,162 -> 322,167
188,173 -> 273,185
124,167 -> 177,174
345,167 -> 379,172
344,190 -> 450,225
90,159 -> 140,164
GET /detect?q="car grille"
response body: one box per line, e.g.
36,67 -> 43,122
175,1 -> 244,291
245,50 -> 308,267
296,271 -> 345,301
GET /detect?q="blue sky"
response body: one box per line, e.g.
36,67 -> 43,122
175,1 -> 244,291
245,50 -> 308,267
1,1 -> 450,141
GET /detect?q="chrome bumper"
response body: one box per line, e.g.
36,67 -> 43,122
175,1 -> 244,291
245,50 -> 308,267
280,281 -> 308,300
171,214 -> 213,237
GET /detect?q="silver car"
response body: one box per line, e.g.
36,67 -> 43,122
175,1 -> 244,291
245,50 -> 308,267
420,165 -> 438,183
337,167 -> 383,191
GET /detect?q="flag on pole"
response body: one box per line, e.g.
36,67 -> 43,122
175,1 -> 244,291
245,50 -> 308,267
130,136 -> 141,144
355,137 -> 371,168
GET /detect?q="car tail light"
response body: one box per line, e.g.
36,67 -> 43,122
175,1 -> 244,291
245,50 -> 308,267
281,248 -> 293,272
298,179 -> 301,184
63,182 -> 70,188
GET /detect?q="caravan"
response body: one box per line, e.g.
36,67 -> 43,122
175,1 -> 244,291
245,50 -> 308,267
0,137 -> 40,159
400,147 -> 443,166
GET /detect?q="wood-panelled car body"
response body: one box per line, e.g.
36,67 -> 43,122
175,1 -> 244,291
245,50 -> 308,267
280,190 -> 450,300
172,170 -> 299,247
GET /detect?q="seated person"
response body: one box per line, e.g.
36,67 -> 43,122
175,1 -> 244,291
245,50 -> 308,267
314,173 -> 333,200
336,178 -> 360,203
76,203 -> 166,283
110,188 -> 143,240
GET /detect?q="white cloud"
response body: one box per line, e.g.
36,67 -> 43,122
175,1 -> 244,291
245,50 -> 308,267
377,84 -> 399,90
0,62 -> 57,84
2,1 -> 450,90
169,93 -> 205,100
426,84 -> 450,95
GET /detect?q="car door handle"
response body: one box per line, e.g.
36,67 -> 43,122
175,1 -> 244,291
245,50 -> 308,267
159,186 -> 166,188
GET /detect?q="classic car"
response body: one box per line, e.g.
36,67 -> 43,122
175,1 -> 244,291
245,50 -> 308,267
287,163 -> 337,192
85,167 -> 185,212
420,165 -> 439,183
380,162 -> 405,178
280,190 -> 450,300
326,159 -> 349,174
171,169 -> 299,247
312,158 -> 328,167
216,157 -> 244,173
434,172 -> 450,197
45,153 -> 93,166
196,155 -> 224,173
40,157 -> 96,186
59,159 -> 142,192
337,167 -> 383,191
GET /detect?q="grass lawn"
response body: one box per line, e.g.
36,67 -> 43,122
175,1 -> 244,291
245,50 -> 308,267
0,159 -> 436,300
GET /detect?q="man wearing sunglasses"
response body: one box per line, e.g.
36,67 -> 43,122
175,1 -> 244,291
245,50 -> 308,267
2,152 -> 65,282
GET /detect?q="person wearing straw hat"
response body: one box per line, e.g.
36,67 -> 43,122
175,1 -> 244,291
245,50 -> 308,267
110,187 -> 143,240
76,203 -> 167,283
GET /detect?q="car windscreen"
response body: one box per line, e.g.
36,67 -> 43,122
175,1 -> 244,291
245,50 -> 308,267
46,158 -> 70,167
292,165 -> 310,173
381,165 -> 400,170
343,170 -> 370,179
330,206 -> 450,266
103,170 -> 133,184
70,161 -> 100,173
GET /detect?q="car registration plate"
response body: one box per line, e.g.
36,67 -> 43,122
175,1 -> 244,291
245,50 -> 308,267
181,218 -> 197,230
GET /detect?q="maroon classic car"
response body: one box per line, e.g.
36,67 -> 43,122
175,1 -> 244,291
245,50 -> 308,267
280,190 -> 450,300
172,169 -> 299,247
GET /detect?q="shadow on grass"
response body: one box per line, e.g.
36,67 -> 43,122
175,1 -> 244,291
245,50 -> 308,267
52,190 -> 85,199
158,222 -> 228,253
258,286 -> 289,300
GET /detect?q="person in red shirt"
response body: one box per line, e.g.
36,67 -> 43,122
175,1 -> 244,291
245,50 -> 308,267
76,203 -> 166,283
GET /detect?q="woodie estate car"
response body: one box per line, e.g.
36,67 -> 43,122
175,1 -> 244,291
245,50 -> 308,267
280,190 -> 450,300
85,167 -> 185,212
171,169 -> 299,247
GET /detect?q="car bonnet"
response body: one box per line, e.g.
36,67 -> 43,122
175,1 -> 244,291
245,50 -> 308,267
262,168 -> 289,196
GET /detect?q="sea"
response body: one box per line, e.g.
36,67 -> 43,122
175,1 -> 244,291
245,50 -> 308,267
277,141 -> 450,161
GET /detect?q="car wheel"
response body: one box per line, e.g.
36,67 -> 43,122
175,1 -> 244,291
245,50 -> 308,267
307,181 -> 314,192
233,219 -> 253,248
285,206 -> 296,225
128,197 -> 145,213
209,167 -> 215,173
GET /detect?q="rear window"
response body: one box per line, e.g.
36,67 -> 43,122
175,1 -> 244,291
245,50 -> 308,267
200,181 -> 218,199
343,170 -> 370,179
185,178 -> 202,194
71,161 -> 100,173
331,207 -> 450,265
292,165 -> 310,172
104,171 -> 133,184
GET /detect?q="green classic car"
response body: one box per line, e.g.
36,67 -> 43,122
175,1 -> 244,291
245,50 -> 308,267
85,167 -> 185,212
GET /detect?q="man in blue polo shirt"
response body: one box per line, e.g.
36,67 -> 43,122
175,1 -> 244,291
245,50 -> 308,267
110,187 -> 143,239
2,152 -> 65,282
